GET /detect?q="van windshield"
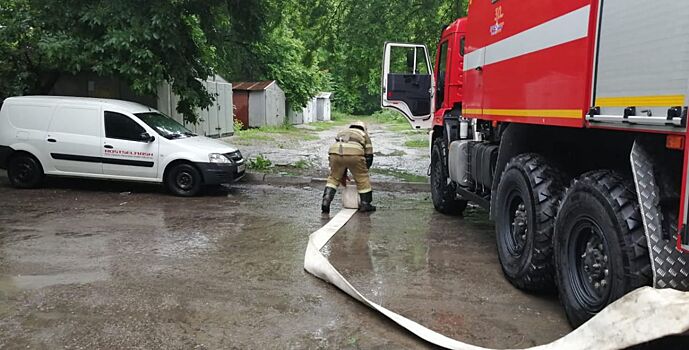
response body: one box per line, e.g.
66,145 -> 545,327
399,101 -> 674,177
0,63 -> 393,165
135,112 -> 196,140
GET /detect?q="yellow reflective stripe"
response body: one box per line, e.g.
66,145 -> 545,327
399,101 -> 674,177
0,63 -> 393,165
338,143 -> 363,149
464,108 -> 582,119
483,109 -> 582,119
464,108 -> 482,115
330,142 -> 365,156
595,95 -> 686,107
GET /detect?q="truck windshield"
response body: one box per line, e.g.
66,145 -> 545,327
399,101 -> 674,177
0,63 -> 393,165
135,112 -> 196,140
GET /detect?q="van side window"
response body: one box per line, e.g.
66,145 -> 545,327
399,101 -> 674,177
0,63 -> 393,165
105,112 -> 145,141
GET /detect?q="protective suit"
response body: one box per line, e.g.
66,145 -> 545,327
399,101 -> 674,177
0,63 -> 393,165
322,121 -> 376,213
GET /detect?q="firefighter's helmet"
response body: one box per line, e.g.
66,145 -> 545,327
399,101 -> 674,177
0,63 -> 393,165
349,121 -> 367,132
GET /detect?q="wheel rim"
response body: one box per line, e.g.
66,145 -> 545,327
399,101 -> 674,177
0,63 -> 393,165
503,189 -> 528,256
175,171 -> 194,191
569,217 -> 612,311
11,159 -> 34,184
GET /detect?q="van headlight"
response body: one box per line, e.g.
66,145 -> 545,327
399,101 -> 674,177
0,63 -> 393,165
209,153 -> 231,164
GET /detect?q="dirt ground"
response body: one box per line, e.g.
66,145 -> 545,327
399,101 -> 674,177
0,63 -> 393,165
223,118 -> 431,183
0,171 -> 585,349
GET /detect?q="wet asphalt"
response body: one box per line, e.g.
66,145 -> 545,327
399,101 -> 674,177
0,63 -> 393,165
0,173 -> 573,349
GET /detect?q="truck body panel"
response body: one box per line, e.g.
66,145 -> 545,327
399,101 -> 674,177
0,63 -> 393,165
595,0 -> 689,118
464,2 -> 593,128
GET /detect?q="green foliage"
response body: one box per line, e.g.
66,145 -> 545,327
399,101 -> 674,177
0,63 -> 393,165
218,0 -> 329,108
1,0 -> 468,120
249,154 -> 273,171
233,119 -> 245,132
0,0 -> 232,122
312,0 -> 469,114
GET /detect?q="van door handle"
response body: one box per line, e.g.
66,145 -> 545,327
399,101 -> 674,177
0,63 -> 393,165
104,145 -> 114,149
47,138 -> 57,143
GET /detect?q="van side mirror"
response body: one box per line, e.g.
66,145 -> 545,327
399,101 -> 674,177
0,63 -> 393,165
140,132 -> 155,143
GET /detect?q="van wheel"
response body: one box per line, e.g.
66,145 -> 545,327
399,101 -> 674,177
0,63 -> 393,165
495,154 -> 566,292
431,138 -> 467,215
7,153 -> 44,189
554,171 -> 650,327
166,163 -> 203,197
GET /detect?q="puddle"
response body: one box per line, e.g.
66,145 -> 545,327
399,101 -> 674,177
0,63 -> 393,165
4,271 -> 108,291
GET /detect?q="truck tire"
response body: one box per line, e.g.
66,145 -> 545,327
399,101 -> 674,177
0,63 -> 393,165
165,163 -> 203,197
554,170 -> 651,327
430,138 -> 467,215
495,154 -> 565,292
7,153 -> 44,189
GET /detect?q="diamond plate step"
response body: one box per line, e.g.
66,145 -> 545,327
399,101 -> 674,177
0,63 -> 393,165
631,141 -> 689,290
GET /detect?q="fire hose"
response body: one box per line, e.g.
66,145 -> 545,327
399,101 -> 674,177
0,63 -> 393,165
304,208 -> 689,350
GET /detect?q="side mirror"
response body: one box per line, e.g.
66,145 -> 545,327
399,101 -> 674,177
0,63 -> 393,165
140,132 -> 155,143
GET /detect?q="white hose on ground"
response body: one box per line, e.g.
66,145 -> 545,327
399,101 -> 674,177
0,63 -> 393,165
304,209 -> 689,350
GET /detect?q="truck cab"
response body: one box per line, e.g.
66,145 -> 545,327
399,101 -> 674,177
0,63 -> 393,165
432,19 -> 467,128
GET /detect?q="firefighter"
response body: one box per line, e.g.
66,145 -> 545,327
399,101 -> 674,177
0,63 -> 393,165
322,121 -> 376,213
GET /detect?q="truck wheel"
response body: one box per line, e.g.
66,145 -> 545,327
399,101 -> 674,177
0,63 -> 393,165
166,163 -> 203,197
554,171 -> 650,327
495,154 -> 565,292
7,153 -> 44,189
430,138 -> 467,215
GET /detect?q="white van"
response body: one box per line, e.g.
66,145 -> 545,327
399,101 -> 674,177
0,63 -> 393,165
0,96 -> 245,196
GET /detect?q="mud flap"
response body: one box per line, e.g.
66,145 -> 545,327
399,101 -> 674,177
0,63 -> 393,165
631,140 -> 689,290
305,209 -> 689,349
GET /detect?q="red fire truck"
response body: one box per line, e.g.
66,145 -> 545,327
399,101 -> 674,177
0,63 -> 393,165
382,0 -> 689,326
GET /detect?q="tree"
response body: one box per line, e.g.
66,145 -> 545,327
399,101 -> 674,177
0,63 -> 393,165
314,0 -> 468,114
219,0 -> 329,109
0,0 -> 231,122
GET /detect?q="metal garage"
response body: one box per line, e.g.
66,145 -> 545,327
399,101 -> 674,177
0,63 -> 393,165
233,81 -> 286,128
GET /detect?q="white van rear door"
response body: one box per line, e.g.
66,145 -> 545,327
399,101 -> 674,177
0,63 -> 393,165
46,105 -> 103,174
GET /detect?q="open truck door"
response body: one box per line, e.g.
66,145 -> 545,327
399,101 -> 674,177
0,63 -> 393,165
381,42 -> 434,130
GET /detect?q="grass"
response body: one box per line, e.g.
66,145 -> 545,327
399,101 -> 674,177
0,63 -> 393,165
370,168 -> 428,183
301,110 -> 414,132
292,159 -> 314,169
404,138 -> 430,148
234,123 -> 319,142
231,109 -> 422,143
234,131 -> 275,142
248,154 -> 272,171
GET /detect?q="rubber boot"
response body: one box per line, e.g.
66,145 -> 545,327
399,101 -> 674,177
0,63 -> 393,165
359,191 -> 377,212
322,187 -> 336,213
